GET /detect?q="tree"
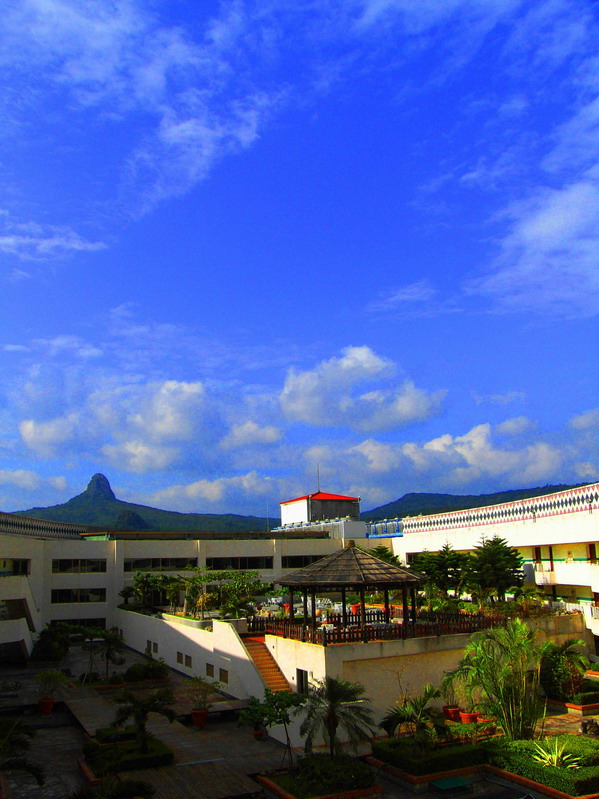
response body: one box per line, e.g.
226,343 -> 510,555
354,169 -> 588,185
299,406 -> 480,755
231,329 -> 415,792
0,716 -> 44,787
118,586 -> 135,606
97,628 -> 125,680
443,618 -> 544,740
240,689 -> 305,767
368,545 -> 401,566
540,638 -> 589,701
464,536 -> 523,604
132,572 -> 160,608
210,569 -> 266,618
112,688 -> 175,754
411,545 -> 469,598
380,683 -> 443,739
299,677 -> 375,758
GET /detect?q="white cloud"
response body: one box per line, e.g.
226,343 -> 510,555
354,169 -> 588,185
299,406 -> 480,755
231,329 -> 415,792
19,413 -> 79,457
0,469 -> 41,490
126,381 -> 206,442
473,391 -> 526,406
0,219 -> 106,261
571,407 -> 599,430
495,416 -> 535,436
101,440 -> 179,473
34,335 -> 103,359
280,346 -> 444,431
368,280 -> 437,312
221,421 -> 282,449
145,470 -> 274,511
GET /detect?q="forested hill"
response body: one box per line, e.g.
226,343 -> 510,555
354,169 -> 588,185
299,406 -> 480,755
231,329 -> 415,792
361,483 -> 585,522
13,473 -> 274,533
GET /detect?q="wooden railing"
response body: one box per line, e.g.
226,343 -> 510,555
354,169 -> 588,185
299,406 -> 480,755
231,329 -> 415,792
247,611 -> 505,646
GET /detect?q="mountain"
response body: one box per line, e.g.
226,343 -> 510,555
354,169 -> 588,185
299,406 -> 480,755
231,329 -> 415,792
14,473 -> 275,532
361,483 -> 587,522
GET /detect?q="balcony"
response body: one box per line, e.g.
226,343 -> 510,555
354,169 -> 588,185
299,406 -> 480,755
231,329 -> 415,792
533,561 -> 556,585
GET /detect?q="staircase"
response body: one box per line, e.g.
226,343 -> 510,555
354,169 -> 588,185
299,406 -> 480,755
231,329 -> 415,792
243,637 -> 290,692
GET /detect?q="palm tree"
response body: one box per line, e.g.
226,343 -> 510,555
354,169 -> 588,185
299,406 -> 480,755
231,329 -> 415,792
299,677 -> 375,757
380,683 -> 443,738
97,628 -> 125,680
540,638 -> 589,701
443,618 -> 544,740
0,717 -> 44,786
112,688 -> 175,754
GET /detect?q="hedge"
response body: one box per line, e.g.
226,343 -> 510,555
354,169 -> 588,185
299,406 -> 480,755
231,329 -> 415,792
273,755 -> 375,799
95,725 -> 137,744
83,738 -> 174,775
372,738 -> 487,775
571,691 -> 599,705
486,736 -> 599,795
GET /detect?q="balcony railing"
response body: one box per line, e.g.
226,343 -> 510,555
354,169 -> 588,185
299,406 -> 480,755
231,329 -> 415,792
247,611 -> 505,646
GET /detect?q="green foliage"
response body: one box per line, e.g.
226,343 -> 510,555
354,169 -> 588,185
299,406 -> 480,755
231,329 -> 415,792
112,687 -> 175,754
184,676 -> 221,711
95,725 -> 137,744
464,536 -> 524,603
532,738 -> 582,769
30,624 -> 70,661
274,754 -> 375,798
124,663 -> 147,682
0,716 -> 44,786
372,737 -> 487,775
540,639 -> 588,701
486,736 -> 599,795
380,683 -> 443,738
368,545 -> 402,566
122,659 -> 168,683
572,690 -> 599,705
411,545 -> 469,597
299,677 -> 375,758
34,669 -> 68,699
83,738 -> 174,775
443,618 -> 544,740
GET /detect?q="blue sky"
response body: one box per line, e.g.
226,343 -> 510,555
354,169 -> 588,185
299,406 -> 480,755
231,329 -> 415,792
1,0 -> 598,516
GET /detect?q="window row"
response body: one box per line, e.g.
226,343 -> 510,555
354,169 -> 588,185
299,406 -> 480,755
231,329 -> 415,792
123,558 -> 197,572
0,559 -> 29,575
51,588 -> 106,603
205,556 -> 273,570
52,559 -> 107,573
281,555 -> 323,569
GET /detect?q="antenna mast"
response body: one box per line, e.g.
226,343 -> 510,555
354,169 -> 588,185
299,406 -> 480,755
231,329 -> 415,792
317,463 -> 321,492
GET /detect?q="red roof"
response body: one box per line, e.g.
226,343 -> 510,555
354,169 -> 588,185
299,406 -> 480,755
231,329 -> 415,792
280,492 -> 360,505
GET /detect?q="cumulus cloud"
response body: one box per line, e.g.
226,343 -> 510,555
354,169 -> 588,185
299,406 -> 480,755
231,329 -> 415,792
0,469 -> 66,493
221,421 -> 282,449
145,470 -> 275,511
571,407 -> 599,430
495,416 -> 535,436
473,390 -> 526,406
19,413 -> 79,457
280,346 -> 445,431
101,440 -> 179,473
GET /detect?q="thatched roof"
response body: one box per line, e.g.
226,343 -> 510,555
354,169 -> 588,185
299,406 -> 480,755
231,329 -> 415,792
278,540 -> 426,590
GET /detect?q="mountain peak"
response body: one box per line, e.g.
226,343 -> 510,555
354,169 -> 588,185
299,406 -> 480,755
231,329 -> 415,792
84,473 -> 116,501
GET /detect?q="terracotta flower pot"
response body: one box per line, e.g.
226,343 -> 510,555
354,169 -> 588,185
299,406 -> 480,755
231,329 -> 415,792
253,729 -> 265,740
38,698 -> 55,716
191,709 -> 209,728
350,604 -> 361,615
442,705 -> 462,721
459,711 -> 479,724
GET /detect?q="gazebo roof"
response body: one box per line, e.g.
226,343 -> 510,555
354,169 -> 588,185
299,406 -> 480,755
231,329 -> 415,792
278,540 -> 426,590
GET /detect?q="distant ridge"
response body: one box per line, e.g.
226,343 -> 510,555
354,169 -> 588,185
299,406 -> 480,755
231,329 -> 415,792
13,473 -> 274,533
361,483 -> 587,522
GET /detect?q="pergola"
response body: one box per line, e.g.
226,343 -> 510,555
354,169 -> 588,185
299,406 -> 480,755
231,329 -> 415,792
277,540 -> 426,636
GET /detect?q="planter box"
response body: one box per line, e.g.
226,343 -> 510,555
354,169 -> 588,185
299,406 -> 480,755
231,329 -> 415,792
366,756 -> 479,793
256,774 -> 383,799
92,678 -> 169,692
546,699 -> 599,717
483,764 -> 599,799
78,759 -> 102,787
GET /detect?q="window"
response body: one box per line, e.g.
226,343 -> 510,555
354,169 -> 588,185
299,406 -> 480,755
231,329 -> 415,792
282,555 -> 322,569
123,557 -> 196,572
52,559 -> 106,573
219,668 -> 228,684
185,655 -> 192,668
51,588 -> 106,603
206,556 -> 273,570
206,663 -> 214,677
54,617 -> 106,629
152,642 -> 158,654
177,652 -> 183,664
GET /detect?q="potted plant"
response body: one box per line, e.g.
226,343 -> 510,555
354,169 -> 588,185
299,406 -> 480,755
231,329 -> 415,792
239,696 -> 269,740
34,669 -> 68,715
440,682 -> 461,721
183,676 -> 220,728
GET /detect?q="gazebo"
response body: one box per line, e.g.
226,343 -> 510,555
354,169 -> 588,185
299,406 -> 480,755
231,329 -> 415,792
277,540 -> 426,637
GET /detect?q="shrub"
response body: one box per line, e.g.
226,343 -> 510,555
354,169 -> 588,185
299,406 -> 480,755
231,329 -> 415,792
108,672 -> 126,685
372,737 -> 486,775
124,663 -> 147,683
143,658 -> 169,680
571,691 -> 599,705
486,736 -> 599,795
274,754 -> 375,798
95,725 -> 137,744
83,738 -> 174,775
